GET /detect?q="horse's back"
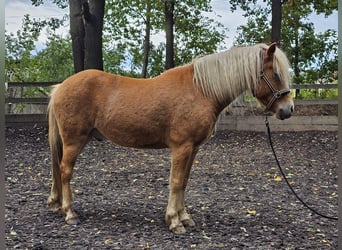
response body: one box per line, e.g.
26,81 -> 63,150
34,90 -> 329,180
53,69 -> 126,114
57,69 -> 118,94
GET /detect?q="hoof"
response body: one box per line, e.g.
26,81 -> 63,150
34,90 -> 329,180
47,198 -> 62,213
53,206 -> 62,214
166,209 -> 195,234
66,216 -> 80,225
170,224 -> 186,234
65,210 -> 79,225
47,196 -> 58,206
182,218 -> 195,227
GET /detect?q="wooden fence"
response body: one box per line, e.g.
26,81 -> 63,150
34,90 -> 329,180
5,82 -> 57,127
4,82 -> 338,128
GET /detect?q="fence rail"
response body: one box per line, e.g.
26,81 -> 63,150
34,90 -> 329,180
5,82 -> 338,128
290,84 -> 337,89
5,97 -> 50,104
5,82 -> 59,88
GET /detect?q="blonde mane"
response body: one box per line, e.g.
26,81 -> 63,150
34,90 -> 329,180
193,43 -> 290,105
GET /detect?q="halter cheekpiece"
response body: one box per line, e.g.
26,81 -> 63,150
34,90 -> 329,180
259,48 -> 290,112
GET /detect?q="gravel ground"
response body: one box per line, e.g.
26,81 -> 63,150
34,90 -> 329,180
5,126 -> 337,249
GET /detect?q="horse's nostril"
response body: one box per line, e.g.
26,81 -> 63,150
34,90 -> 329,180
277,106 -> 293,120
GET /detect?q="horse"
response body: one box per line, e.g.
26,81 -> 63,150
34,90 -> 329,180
47,43 -> 294,234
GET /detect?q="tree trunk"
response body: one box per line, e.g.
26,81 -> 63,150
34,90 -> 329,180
82,0 -> 104,70
291,0 -> 300,98
69,0 -> 104,73
164,0 -> 174,70
142,0 -> 151,78
294,36 -> 300,98
69,0 -> 85,73
271,0 -> 282,46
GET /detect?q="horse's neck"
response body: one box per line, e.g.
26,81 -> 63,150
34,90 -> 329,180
193,52 -> 257,110
159,63 -> 250,116
216,81 -> 251,113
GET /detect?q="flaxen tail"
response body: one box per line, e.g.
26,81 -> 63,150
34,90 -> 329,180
48,86 -> 63,197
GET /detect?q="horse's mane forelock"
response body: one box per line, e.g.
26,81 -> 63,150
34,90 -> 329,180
193,43 -> 290,105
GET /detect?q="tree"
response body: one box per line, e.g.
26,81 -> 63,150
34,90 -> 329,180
141,0 -> 152,78
229,0 -> 337,46
34,34 -> 73,81
164,0 -> 175,70
69,0 -> 85,73
69,0 -> 105,72
172,0 -> 226,65
104,0 -> 160,77
104,0 -> 226,77
31,0 -> 68,9
229,0 -> 337,17
29,1 -> 226,77
31,0 -> 105,73
271,0 -> 282,44
233,7 -> 270,45
5,15 -> 73,113
5,14 -> 68,82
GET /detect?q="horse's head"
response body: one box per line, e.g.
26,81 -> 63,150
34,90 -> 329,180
254,43 -> 294,120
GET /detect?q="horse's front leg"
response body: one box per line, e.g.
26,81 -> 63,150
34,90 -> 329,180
166,143 -> 198,234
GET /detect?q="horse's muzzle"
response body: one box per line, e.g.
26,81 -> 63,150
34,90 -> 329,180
276,103 -> 294,120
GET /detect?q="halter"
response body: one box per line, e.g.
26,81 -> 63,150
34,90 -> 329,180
259,49 -> 290,112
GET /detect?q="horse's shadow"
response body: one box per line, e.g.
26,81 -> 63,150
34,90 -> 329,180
73,201 -> 167,230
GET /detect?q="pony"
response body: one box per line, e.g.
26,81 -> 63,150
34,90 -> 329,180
47,43 -> 294,234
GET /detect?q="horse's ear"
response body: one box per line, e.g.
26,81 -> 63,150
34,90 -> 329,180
266,42 -> 277,57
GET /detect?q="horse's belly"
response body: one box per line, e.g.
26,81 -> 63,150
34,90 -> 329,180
97,123 -> 168,149
108,135 -> 168,149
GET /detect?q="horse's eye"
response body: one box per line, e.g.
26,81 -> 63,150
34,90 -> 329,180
273,72 -> 280,81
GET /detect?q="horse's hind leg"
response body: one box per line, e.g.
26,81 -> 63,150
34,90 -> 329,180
47,163 -> 62,213
166,143 -> 198,234
60,136 -> 89,224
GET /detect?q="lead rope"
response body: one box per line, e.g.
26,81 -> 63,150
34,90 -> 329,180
264,115 -> 338,221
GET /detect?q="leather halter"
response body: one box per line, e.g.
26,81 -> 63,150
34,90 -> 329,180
259,49 -> 290,112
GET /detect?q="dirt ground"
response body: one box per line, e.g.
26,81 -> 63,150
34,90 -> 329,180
292,104 -> 337,116
5,126 -> 337,249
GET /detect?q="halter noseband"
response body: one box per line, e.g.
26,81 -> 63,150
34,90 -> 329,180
259,49 -> 290,112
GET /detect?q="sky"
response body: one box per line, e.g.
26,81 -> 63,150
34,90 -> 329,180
5,0 -> 338,51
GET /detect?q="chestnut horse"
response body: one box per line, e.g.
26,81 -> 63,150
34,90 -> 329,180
47,43 -> 294,234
